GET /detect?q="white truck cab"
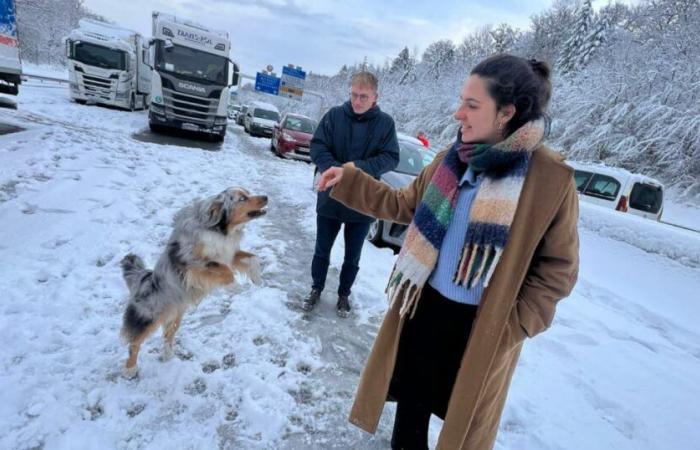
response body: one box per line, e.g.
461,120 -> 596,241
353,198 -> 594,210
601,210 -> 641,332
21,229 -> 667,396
65,19 -> 151,111
148,12 -> 239,142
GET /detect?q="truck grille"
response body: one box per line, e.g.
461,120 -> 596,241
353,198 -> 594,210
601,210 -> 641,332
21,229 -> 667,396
81,74 -> 115,100
162,87 -> 218,126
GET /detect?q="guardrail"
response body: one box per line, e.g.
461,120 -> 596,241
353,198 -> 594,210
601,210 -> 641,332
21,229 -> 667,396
660,220 -> 700,234
21,73 -> 69,84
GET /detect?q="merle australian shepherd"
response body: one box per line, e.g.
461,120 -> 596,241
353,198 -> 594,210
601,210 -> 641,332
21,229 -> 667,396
119,187 -> 268,379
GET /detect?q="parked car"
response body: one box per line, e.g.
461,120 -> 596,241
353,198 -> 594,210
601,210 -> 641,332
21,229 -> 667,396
367,134 -> 437,248
568,161 -> 664,220
244,101 -> 280,137
236,104 -> 249,126
271,113 -> 317,161
227,104 -> 242,120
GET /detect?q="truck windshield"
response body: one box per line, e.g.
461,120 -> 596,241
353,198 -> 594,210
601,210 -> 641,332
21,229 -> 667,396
73,42 -> 127,70
156,41 -> 228,85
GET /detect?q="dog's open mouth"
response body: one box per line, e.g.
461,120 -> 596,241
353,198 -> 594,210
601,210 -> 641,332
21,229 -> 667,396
248,208 -> 267,218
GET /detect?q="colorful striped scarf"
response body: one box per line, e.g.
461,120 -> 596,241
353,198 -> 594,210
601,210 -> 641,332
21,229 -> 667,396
387,119 -> 545,317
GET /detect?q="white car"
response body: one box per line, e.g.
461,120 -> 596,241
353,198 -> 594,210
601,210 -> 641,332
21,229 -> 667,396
244,101 -> 280,137
568,161 -> 664,221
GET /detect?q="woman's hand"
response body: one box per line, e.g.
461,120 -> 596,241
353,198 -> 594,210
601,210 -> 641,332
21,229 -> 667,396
317,165 -> 349,191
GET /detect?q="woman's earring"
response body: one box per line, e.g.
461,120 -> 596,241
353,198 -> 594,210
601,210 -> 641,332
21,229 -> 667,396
498,122 -> 503,131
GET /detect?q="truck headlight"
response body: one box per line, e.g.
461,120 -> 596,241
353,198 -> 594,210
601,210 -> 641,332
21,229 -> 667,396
150,103 -> 165,114
214,116 -> 227,125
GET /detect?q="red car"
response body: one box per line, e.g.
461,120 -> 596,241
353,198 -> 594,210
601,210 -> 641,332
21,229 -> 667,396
271,113 -> 317,161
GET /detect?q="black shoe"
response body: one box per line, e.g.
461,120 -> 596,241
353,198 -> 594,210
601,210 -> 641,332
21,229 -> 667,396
336,294 -> 351,318
301,288 -> 321,312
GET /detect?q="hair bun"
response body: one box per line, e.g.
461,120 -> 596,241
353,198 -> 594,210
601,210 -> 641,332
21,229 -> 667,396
529,59 -> 551,80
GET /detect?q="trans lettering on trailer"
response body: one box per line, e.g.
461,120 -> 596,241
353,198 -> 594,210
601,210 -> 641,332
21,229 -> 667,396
175,29 -> 213,46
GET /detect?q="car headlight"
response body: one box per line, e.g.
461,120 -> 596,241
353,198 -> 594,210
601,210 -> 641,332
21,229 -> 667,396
282,132 -> 294,141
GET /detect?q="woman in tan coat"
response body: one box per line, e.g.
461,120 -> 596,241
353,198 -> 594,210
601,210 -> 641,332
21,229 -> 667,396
318,54 -> 579,450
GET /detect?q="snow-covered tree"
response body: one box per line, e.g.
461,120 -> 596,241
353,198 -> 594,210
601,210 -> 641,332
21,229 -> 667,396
16,0 -> 104,65
558,0 -> 594,73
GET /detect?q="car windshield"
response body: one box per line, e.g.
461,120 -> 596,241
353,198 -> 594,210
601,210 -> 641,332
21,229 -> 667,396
155,41 -> 228,85
395,139 -> 434,176
284,117 -> 315,134
72,42 -> 127,70
254,109 -> 280,121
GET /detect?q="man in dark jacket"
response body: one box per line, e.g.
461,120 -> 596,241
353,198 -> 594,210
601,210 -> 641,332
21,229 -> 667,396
304,71 -> 399,317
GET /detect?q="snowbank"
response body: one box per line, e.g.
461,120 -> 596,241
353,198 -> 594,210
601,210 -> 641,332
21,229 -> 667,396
578,201 -> 700,268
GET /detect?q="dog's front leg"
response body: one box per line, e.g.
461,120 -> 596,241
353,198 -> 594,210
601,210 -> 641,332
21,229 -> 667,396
187,263 -> 235,291
232,251 -> 262,286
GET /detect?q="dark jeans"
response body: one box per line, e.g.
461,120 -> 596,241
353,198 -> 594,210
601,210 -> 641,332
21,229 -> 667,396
311,215 -> 370,296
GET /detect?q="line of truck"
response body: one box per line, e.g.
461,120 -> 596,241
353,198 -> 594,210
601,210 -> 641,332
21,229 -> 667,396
1,2 -> 240,141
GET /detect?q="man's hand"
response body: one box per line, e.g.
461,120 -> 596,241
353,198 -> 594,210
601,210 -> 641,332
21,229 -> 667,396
317,167 -> 345,191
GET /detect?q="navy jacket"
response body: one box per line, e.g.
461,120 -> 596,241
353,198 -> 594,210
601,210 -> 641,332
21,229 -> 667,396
311,101 -> 400,223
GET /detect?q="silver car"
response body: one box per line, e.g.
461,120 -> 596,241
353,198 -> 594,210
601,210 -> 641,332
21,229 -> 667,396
367,134 -> 436,249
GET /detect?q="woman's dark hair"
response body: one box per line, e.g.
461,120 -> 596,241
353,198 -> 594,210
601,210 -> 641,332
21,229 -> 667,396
470,54 -> 552,137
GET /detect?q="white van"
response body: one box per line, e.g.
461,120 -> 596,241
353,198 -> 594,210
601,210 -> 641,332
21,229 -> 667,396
244,101 -> 280,137
568,161 -> 664,221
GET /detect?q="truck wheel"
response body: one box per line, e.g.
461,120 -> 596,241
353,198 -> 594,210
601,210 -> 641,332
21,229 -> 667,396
149,122 -> 163,134
129,94 -> 135,112
142,95 -> 149,110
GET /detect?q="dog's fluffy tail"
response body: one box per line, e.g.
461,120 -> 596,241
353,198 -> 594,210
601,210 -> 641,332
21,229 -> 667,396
120,253 -> 155,342
121,253 -> 147,294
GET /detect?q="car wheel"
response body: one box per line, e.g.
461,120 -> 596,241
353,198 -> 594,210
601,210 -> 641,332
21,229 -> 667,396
367,220 -> 383,245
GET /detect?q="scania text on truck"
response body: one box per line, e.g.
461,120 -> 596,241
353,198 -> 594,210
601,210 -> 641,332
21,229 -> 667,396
65,19 -> 151,111
148,11 -> 239,141
0,0 -> 21,96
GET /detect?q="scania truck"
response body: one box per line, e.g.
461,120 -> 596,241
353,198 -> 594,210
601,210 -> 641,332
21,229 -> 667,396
65,19 -> 151,110
0,0 -> 21,96
148,11 -> 239,141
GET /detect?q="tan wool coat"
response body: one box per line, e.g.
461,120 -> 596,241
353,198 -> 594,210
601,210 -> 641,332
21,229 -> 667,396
330,144 -> 580,449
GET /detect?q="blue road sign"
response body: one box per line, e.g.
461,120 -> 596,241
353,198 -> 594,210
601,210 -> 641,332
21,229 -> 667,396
255,72 -> 280,96
280,66 -> 306,100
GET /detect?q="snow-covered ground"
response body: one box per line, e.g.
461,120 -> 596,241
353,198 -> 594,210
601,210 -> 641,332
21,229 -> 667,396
1,81 -> 699,449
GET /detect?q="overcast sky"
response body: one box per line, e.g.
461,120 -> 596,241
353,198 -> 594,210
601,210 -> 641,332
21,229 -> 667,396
83,0 -> 623,77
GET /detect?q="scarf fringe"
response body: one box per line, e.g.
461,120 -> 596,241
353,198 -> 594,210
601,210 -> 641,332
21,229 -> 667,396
454,243 -> 504,288
386,267 -> 425,319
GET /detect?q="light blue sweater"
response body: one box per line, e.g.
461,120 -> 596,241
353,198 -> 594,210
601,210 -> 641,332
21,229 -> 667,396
428,166 -> 485,304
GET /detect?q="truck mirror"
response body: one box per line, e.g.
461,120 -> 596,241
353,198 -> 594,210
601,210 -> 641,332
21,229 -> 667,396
229,61 -> 240,87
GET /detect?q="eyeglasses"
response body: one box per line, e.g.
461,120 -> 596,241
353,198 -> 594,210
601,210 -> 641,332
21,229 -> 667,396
349,91 -> 372,102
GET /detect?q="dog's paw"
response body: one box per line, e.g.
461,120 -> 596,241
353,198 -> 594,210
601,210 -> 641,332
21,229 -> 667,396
122,365 -> 139,380
248,256 -> 263,286
160,345 -> 174,362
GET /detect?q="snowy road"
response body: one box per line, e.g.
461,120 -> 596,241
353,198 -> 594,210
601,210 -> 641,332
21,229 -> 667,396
1,83 -> 699,449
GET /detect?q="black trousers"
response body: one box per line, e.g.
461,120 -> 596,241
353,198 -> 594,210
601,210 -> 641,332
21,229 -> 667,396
390,283 -> 478,450
311,215 -> 370,296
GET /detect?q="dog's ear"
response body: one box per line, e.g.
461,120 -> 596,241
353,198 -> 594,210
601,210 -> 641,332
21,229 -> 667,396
203,200 -> 226,228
